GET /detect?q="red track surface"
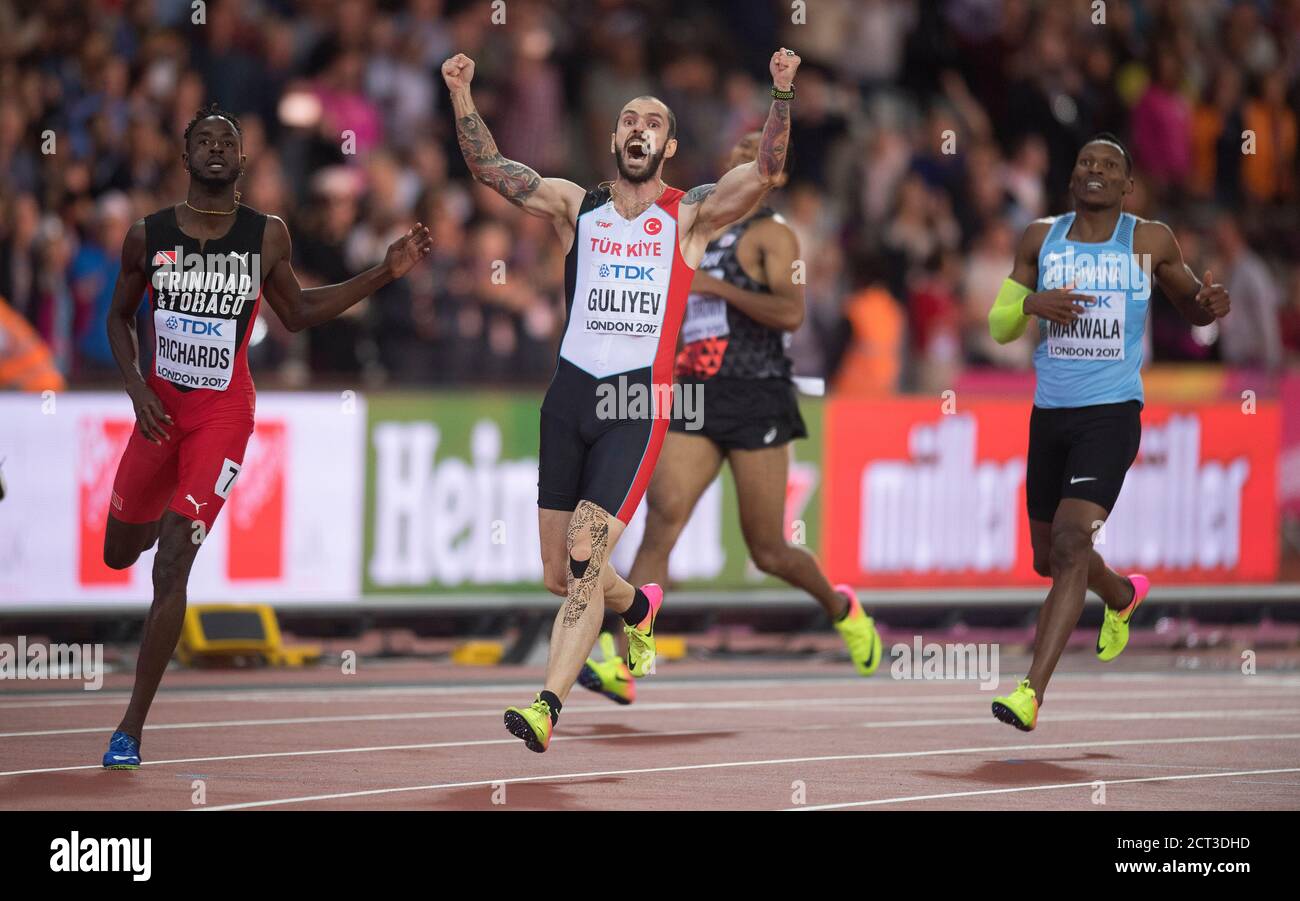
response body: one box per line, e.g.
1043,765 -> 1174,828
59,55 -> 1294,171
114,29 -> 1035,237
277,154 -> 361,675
3,651 -> 1299,811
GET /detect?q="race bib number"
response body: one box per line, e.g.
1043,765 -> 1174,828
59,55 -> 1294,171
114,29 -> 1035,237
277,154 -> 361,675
680,287 -> 730,344
1046,291 -> 1126,361
214,458 -> 241,499
153,309 -> 236,390
582,260 -> 667,337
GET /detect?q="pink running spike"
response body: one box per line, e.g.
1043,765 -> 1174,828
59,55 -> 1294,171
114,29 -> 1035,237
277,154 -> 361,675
638,583 -> 664,628
834,583 -> 861,618
1121,574 -> 1150,620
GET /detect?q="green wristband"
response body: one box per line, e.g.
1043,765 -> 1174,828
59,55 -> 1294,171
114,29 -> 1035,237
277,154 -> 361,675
771,85 -> 794,100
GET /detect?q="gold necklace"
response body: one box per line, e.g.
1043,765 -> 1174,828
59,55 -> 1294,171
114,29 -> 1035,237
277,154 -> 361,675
609,179 -> 665,219
185,200 -> 238,216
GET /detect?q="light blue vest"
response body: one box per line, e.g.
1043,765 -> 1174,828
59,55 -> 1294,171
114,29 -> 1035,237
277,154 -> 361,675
1033,211 -> 1149,408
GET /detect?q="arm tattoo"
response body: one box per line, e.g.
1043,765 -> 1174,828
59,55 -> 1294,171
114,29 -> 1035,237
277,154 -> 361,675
682,183 -> 717,205
758,100 -> 790,178
562,501 -> 611,627
455,113 -> 541,206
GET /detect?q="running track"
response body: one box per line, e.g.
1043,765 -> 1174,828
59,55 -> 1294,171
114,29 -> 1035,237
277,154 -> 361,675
2,653 -> 1299,811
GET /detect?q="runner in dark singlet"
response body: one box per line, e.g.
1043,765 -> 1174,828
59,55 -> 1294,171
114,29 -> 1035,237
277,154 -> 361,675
98,104 -> 433,769
443,48 -> 802,753
577,135 -> 881,705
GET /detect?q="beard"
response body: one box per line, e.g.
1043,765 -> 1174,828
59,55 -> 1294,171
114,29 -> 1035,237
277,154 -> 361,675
614,142 -> 666,184
188,160 -> 241,190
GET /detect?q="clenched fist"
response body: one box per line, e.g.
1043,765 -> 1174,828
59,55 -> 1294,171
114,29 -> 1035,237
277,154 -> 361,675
442,53 -> 476,93
1195,269 -> 1231,319
770,48 -> 800,91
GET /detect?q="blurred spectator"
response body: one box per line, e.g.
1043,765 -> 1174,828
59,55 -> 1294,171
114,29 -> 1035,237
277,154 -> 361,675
1191,63 -> 1246,205
907,251 -> 964,393
962,220 -> 1033,370
0,295 -> 65,391
1130,44 -> 1192,196
1282,270 -> 1300,364
0,0 -> 1294,389
834,256 -> 904,396
1241,70 -> 1297,205
1210,214 -> 1283,372
69,191 -> 132,375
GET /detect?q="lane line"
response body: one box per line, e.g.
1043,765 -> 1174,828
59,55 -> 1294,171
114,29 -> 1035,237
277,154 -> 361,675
5,670 -> 1296,708
192,732 -> 1300,811
6,707 -> 1300,778
0,681 -> 1289,717
0,726 -> 736,778
789,767 -> 1300,811
5,691 -> 1294,743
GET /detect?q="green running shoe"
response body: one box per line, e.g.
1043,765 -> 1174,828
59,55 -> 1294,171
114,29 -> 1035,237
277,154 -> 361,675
991,679 -> 1039,732
504,695 -> 554,753
578,632 -> 636,704
832,584 -> 882,676
624,584 -> 664,677
1097,574 -> 1149,662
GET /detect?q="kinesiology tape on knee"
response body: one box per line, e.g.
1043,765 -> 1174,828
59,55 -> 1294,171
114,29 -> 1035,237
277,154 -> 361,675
569,555 -> 590,579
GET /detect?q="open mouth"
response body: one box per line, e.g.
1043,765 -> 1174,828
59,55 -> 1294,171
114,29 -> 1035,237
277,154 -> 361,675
625,140 -> 648,161
206,160 -> 227,171
1085,177 -> 1104,190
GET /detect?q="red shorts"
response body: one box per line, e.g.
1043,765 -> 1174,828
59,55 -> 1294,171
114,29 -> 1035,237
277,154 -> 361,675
110,403 -> 254,531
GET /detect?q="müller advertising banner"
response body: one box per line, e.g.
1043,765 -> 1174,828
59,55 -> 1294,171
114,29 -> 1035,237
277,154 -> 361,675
823,398 -> 1280,587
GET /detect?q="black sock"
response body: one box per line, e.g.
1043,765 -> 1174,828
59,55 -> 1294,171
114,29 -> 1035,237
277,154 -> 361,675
569,555 -> 589,579
622,587 -> 650,627
833,591 -> 852,622
539,690 -> 562,724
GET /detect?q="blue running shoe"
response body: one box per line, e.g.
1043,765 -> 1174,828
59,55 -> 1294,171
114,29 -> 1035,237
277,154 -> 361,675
102,731 -> 141,769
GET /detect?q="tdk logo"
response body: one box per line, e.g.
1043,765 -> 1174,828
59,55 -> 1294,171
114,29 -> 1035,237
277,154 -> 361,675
601,263 -> 656,281
169,316 -> 223,336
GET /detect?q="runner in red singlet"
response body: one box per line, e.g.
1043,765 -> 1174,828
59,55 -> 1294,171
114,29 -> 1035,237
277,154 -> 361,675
98,104 -> 433,769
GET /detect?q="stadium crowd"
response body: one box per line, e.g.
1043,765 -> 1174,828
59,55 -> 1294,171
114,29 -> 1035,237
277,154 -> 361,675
1,0 -> 1298,390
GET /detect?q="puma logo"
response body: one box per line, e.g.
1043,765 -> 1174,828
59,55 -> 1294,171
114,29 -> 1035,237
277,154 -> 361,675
185,494 -> 208,514
229,251 -> 249,265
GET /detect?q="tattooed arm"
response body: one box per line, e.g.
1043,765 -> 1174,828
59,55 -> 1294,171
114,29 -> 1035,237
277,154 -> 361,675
679,49 -> 800,264
442,54 -> 583,241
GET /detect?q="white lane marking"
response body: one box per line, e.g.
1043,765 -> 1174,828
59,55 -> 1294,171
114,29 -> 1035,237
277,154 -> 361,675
5,679 -> 1295,723
6,708 -> 1299,778
0,726 -> 734,778
789,767 -> 1300,811
5,670 -> 1297,708
191,731 -> 1300,811
6,690 -> 1300,740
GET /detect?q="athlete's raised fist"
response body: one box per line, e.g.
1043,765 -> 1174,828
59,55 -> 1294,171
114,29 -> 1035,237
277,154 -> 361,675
441,54 -> 476,92
771,48 -> 800,91
1195,270 -> 1231,319
385,222 -> 434,279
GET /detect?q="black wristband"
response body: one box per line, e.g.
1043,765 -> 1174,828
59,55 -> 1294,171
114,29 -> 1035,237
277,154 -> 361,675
771,85 -> 794,100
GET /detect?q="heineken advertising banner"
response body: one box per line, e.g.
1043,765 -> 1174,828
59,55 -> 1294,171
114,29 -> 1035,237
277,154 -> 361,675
363,392 -> 826,593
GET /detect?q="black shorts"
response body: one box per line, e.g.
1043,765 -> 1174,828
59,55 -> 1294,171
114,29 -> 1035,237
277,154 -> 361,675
538,359 -> 670,524
1026,401 -> 1142,523
669,376 -> 808,451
